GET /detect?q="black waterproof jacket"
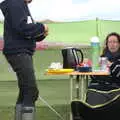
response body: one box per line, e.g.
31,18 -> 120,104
0,0 -> 46,55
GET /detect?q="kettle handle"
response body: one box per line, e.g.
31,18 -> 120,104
74,48 -> 84,63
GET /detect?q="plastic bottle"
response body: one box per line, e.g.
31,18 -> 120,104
90,36 -> 100,71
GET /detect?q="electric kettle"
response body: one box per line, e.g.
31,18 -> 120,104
61,47 -> 84,69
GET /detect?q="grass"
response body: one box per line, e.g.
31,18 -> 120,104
0,47 -> 91,120
0,105 -> 70,120
0,80 -> 71,120
0,80 -> 71,106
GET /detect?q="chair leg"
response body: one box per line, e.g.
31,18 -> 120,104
71,101 -> 84,120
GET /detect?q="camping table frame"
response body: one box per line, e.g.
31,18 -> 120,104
69,71 -> 109,101
45,70 -> 109,120
46,71 -> 109,101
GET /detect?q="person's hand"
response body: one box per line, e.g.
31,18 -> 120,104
107,61 -> 113,67
43,24 -> 49,37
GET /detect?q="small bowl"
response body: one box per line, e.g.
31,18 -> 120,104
76,66 -> 92,72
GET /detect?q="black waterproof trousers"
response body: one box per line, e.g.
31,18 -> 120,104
5,53 -> 39,107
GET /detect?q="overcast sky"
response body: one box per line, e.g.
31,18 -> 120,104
0,0 -> 120,21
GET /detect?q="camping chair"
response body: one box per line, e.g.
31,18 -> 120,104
71,95 -> 120,120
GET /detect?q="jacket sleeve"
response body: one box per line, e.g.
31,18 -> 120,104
7,0 -> 45,41
110,59 -> 120,79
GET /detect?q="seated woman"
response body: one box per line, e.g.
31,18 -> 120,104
86,32 -> 120,105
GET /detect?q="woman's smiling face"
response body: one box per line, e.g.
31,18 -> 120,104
107,35 -> 120,53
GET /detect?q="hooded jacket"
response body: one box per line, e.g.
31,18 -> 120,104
0,0 -> 46,55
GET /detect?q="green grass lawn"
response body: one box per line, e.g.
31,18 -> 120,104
0,80 -> 71,120
0,48 -> 91,120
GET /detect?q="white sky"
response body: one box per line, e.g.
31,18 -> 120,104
0,0 -> 120,21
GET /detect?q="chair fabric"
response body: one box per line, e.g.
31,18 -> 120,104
71,95 -> 120,120
86,88 -> 120,106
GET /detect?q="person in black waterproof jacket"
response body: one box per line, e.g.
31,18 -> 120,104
86,32 -> 120,105
0,0 -> 48,120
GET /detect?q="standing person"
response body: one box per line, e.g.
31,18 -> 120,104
86,32 -> 120,105
0,0 -> 48,120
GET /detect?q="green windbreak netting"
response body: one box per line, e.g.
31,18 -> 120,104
0,19 -> 120,45
46,19 -> 120,45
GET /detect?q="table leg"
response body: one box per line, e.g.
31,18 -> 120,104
70,75 -> 73,120
79,75 -> 88,101
76,75 -> 80,99
70,75 -> 89,120
70,75 -> 73,101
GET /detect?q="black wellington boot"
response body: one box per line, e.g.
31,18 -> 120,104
14,104 -> 22,120
22,106 -> 35,120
